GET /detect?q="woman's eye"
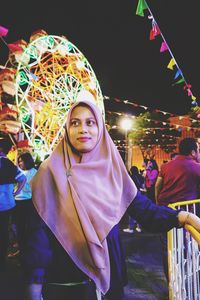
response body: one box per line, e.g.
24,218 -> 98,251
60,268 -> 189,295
87,120 -> 96,126
71,120 -> 79,126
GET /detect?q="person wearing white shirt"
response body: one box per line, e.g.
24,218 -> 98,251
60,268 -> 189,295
15,152 -> 37,250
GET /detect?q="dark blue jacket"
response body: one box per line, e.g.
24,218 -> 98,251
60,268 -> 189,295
21,191 -> 180,295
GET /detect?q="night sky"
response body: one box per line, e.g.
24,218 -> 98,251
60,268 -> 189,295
0,0 -> 199,115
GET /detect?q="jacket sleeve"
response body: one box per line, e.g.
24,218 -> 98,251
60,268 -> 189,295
20,201 -> 53,283
127,191 -> 181,233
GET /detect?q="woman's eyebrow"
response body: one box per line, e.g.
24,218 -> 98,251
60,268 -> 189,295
70,117 -> 96,121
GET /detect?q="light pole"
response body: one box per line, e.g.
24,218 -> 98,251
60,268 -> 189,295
120,117 -> 132,169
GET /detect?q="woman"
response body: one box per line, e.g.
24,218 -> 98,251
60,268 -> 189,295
145,159 -> 159,202
15,152 -> 37,251
21,92 -> 200,300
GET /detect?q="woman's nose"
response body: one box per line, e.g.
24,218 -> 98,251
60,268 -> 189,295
79,123 -> 88,133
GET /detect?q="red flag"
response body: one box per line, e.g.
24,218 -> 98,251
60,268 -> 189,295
183,84 -> 192,90
149,29 -> 155,40
149,24 -> 160,40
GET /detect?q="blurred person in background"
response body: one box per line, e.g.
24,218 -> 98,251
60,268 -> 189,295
123,166 -> 144,233
14,152 -> 37,254
145,159 -> 159,202
0,137 -> 26,270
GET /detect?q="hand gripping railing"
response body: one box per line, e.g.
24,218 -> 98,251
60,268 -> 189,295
168,200 -> 200,300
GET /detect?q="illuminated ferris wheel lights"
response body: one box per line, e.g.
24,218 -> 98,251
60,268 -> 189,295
15,35 -> 104,159
34,40 -> 49,53
57,45 -> 70,56
88,80 -> 96,89
76,60 -> 85,70
29,72 -> 38,81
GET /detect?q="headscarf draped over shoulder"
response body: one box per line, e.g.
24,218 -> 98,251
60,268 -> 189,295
31,99 -> 137,294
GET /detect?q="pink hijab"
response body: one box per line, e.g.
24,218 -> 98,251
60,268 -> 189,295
31,99 -> 137,294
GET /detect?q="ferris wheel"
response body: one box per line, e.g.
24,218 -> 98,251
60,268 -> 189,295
15,34 -> 104,159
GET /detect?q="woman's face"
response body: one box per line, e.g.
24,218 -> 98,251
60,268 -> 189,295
18,157 -> 26,170
68,105 -> 99,154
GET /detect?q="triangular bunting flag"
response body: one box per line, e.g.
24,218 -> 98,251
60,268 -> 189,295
136,0 -> 148,17
183,84 -> 192,90
192,100 -> 198,106
149,29 -> 155,40
0,25 -> 8,37
173,78 -> 185,85
149,24 -> 160,40
167,58 -> 175,70
160,41 -> 168,53
174,69 -> 182,79
191,95 -> 196,101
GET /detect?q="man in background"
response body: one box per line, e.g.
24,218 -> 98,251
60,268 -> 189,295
155,138 -> 200,206
155,137 -> 200,280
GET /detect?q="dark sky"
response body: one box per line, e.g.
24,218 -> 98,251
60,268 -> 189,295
0,0 -> 199,115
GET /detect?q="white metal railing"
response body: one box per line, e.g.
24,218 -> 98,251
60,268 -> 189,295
168,200 -> 200,300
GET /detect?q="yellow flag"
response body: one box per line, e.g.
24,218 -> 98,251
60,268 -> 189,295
167,58 -> 175,70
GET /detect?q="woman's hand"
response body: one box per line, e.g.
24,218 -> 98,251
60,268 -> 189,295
178,211 -> 200,232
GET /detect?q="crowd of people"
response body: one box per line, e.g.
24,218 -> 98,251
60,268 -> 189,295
1,91 -> 200,300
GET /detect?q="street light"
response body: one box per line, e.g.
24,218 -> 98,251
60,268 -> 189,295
120,117 -> 132,169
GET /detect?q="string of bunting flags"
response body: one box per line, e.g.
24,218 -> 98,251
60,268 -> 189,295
104,95 -> 200,130
107,123 -> 181,141
106,110 -> 199,131
114,142 -> 178,151
135,0 -> 200,118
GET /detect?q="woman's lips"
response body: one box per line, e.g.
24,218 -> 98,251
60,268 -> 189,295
77,137 -> 91,142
